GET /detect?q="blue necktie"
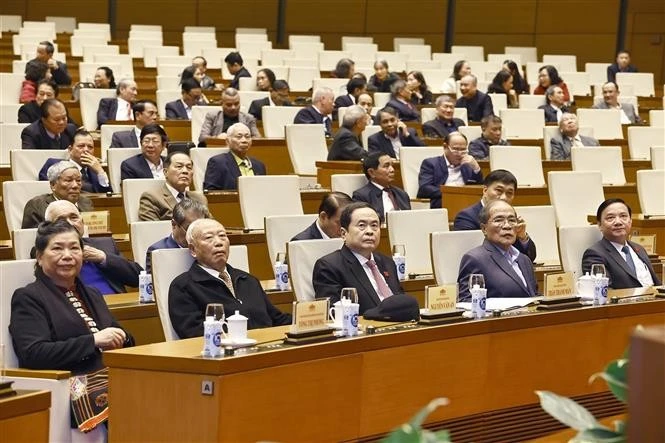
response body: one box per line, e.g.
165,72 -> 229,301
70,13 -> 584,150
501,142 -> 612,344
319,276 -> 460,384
621,245 -> 636,274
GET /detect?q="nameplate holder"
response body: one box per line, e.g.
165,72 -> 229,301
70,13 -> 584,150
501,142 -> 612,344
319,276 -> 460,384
420,284 -> 466,324
543,272 -> 575,298
284,299 -> 334,345
81,211 -> 110,236
630,235 -> 656,255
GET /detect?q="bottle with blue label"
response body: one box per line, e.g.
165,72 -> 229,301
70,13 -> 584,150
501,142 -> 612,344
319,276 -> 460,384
138,271 -> 154,303
469,274 -> 487,319
274,252 -> 289,291
392,244 -> 406,281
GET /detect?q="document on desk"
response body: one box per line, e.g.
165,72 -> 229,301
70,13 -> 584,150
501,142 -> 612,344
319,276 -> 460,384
457,297 -> 541,311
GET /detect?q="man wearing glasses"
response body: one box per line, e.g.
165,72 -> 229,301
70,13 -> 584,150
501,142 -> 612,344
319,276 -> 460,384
120,124 -> 168,180
417,131 -> 483,209
457,199 -> 539,301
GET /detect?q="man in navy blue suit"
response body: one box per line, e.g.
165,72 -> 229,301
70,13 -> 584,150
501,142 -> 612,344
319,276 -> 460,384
21,99 -> 77,149
453,169 -> 537,262
417,132 -> 483,208
39,128 -> 112,193
293,87 -> 335,137
96,78 -> 138,128
203,122 -> 266,190
145,198 -> 210,273
291,192 -> 353,241
457,199 -> 539,301
333,77 -> 367,118
385,79 -> 420,122
110,99 -> 159,148
224,51 -> 251,89
247,79 -> 292,121
422,95 -> 466,138
165,78 -> 204,120
120,124 -> 168,181
368,106 -> 425,159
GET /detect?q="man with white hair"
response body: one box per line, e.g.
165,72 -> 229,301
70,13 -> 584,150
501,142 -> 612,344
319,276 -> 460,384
22,160 -> 94,228
203,122 -> 266,190
96,78 -> 138,128
455,74 -> 493,122
293,87 -> 335,137
550,113 -> 600,160
198,87 -> 260,145
327,105 -> 369,160
168,218 -> 291,339
43,200 -> 142,293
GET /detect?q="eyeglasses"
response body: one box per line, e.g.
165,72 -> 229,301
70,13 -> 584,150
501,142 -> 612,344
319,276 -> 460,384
489,216 -> 518,227
142,137 -> 163,146
447,147 -> 468,154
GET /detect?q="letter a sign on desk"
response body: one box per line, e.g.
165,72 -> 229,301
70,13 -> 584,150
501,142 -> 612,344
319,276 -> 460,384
201,380 -> 214,396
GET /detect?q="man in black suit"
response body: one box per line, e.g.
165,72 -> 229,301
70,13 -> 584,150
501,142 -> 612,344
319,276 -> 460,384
225,51 -> 251,90
468,115 -> 510,160
292,192 -> 353,241
453,169 -> 537,262
333,77 -> 367,118
96,78 -> 138,128
455,74 -> 494,122
352,152 -> 411,223
368,106 -> 425,159
39,128 -> 112,193
582,199 -> 661,288
417,132 -> 483,209
203,122 -> 266,190
538,85 -> 568,123
385,79 -> 420,122
120,124 -> 168,180
165,78 -> 203,120
327,105 -> 369,161
110,99 -> 159,148
313,202 -> 408,314
44,200 -> 143,293
422,95 -> 466,138
169,218 -> 291,338
248,79 -> 291,121
293,87 -> 334,137
26,41 -> 71,85
607,50 -> 638,83
21,99 -> 77,149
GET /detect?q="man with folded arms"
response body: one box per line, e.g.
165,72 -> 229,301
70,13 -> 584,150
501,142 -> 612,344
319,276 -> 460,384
312,202 -> 404,314
417,132 -> 483,209
169,218 -> 291,338
457,199 -> 539,301
203,123 -> 266,190
352,152 -> 411,223
454,169 -> 537,262
582,199 -> 660,289
292,192 -> 353,241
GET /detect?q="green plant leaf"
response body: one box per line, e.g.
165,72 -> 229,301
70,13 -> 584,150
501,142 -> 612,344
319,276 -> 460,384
381,424 -> 421,443
408,397 -> 449,428
536,390 -> 602,431
381,398 -> 450,443
613,420 -> 625,434
589,361 -> 629,404
571,427 -> 626,442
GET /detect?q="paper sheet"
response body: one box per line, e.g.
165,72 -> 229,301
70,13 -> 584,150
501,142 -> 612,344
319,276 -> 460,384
456,297 -> 541,311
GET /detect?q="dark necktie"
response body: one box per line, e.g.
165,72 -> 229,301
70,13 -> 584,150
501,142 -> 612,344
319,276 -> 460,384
383,187 -> 400,211
323,117 -> 331,136
621,245 -> 636,274
176,192 -> 185,201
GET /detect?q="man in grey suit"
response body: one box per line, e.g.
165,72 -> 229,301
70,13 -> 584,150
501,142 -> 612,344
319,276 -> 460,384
457,199 -> 539,302
198,88 -> 261,144
592,82 -> 641,124
582,199 -> 660,289
110,100 -> 158,148
550,113 -> 600,160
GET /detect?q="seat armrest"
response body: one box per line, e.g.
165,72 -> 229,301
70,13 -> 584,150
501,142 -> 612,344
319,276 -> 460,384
3,368 -> 71,380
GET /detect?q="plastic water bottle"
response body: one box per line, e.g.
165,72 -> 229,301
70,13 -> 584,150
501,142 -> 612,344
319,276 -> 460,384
392,245 -> 406,281
274,256 -> 289,291
202,318 -> 223,358
138,271 -> 153,303
470,284 -> 487,319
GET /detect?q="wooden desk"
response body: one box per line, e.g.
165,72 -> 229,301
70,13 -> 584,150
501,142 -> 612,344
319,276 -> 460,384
0,390 -> 50,442
104,299 -> 665,442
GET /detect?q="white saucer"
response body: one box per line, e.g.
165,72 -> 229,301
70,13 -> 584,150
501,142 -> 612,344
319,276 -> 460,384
326,322 -> 343,330
220,338 -> 257,347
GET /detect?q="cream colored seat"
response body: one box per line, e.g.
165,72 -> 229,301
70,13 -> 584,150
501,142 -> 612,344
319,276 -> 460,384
487,93 -> 508,115
238,90 -> 269,112
79,88 -> 116,131
373,92 -> 391,110
122,178 -> 166,224
406,60 -> 441,71
12,228 -> 37,260
627,126 -> 665,160
649,110 -> 664,127
130,220 -> 172,270
331,174 -> 367,197
542,55 -> 577,72
376,51 -> 408,72
361,125 -> 382,149
548,171 -> 604,227
3,180 -> 51,232
393,37 -> 424,50
238,175 -> 303,230
92,54 -> 134,79
287,66 -> 318,91
490,146 -> 545,187
571,146 -> 626,185
70,35 -> 107,57
560,72 -> 591,96
262,106 -> 304,138
288,238 -> 344,301
577,108 -> 623,140
616,72 -> 655,97
317,50 -> 352,71
0,73 -> 25,104
156,89 -> 181,119
505,46 -> 538,64
451,45 -> 483,60
387,209 -> 449,275
191,105 -> 222,144
637,170 -> 665,217
0,123 -> 29,164
10,149 -> 67,181
558,225 -> 602,278
265,214 -> 317,265
151,248 -> 194,341
513,206 -> 560,265
584,63 -> 610,85
651,146 -> 665,169
285,124 -> 328,177
431,230 -> 485,285
107,148 -> 141,193
312,78 -> 348,97
189,147 -> 229,191
100,124 -> 136,161
518,94 -> 546,109
500,109 -> 545,139
78,60 -> 120,81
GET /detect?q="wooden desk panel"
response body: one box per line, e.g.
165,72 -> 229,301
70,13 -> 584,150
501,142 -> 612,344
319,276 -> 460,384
0,390 -> 50,443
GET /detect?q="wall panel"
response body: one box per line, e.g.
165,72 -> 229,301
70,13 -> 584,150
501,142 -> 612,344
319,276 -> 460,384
25,0 -> 107,23
285,0 -> 366,50
626,0 -> 664,84
456,0 -> 537,34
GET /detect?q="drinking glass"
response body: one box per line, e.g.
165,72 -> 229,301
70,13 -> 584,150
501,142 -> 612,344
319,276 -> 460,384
468,274 -> 486,290
590,264 -> 606,278
340,287 -> 358,304
205,303 -> 225,321
392,244 -> 406,256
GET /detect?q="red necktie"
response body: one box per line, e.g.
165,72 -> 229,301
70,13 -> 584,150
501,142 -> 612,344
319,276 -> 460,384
383,187 -> 400,211
367,259 -> 393,299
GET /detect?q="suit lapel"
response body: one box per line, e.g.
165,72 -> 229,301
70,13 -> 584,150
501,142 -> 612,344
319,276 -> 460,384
162,184 -> 177,208
602,239 -> 637,279
341,247 -> 381,306
485,242 -> 530,295
224,153 -> 242,178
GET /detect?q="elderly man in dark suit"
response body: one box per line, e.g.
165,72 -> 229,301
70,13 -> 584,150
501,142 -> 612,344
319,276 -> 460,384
292,192 -> 353,241
582,199 -> 661,289
203,123 -> 266,190
96,78 -> 138,128
43,200 -> 142,293
352,152 -> 411,223
39,128 -> 112,193
247,79 -> 292,121
22,160 -> 94,228
313,202 -> 410,314
455,74 -> 494,122
26,41 -> 71,85
368,106 -> 425,159
327,105 -> 369,161
468,115 -> 510,160
169,218 -> 291,338
453,169 -> 537,262
550,113 -> 600,160
198,88 -> 260,144
538,85 -> 569,123
385,79 -> 420,122
293,87 -> 335,137
110,100 -> 159,147
592,82 -> 641,124
457,199 -> 539,301
138,152 -> 207,221
120,124 -> 168,180
165,78 -> 204,120
422,95 -> 466,138
21,99 -> 77,149
417,132 -> 483,209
